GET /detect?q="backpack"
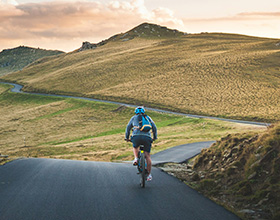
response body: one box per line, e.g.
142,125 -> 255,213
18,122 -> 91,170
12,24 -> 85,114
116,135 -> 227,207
137,114 -> 152,132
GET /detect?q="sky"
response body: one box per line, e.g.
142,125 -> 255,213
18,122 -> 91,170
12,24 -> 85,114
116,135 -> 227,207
0,0 -> 279,52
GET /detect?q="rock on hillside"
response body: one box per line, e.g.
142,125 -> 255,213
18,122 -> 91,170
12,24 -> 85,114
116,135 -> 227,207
118,22 -> 186,40
0,46 -> 64,76
77,22 -> 187,52
160,123 -> 280,220
78,41 -> 97,52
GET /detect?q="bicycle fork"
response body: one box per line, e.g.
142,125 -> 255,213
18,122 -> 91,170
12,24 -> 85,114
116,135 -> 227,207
138,145 -> 147,188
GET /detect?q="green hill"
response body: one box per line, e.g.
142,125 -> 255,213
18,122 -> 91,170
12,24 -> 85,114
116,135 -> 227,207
1,23 -> 280,122
0,46 -> 64,76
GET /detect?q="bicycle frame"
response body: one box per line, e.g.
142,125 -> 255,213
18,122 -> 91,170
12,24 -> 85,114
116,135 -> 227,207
125,139 -> 147,188
137,145 -> 147,188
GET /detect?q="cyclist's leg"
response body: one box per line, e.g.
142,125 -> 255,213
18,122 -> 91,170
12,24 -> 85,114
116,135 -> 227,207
144,151 -> 152,174
142,136 -> 152,175
133,147 -> 139,159
131,136 -> 140,165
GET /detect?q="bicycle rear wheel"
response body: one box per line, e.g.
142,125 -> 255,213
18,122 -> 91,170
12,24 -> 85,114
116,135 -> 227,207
140,154 -> 146,188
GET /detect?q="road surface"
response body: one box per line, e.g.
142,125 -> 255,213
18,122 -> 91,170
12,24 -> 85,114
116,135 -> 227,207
0,158 -> 239,220
152,141 -> 215,165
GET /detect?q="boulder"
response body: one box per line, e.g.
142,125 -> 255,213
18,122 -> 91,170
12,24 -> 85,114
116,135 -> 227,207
79,41 -> 97,52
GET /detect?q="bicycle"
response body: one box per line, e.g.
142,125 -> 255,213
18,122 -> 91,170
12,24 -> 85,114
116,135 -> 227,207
125,139 -> 147,188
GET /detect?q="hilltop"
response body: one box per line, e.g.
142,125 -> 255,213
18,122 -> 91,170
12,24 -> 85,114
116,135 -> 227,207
0,46 -> 64,76
1,22 -> 280,122
78,23 -> 185,51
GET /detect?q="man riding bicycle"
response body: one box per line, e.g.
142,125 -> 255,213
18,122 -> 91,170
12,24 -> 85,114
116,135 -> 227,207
125,106 -> 157,181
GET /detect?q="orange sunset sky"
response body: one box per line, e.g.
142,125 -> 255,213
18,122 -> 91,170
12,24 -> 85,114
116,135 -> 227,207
0,0 -> 279,52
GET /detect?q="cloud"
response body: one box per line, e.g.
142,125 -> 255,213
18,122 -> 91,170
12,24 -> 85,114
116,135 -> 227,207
0,1 -> 23,18
0,0 -> 18,5
181,10 -> 280,41
0,0 -> 184,51
237,11 -> 280,17
183,11 -> 280,22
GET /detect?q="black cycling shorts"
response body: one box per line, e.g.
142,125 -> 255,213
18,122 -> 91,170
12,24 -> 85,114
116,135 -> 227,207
131,135 -> 152,153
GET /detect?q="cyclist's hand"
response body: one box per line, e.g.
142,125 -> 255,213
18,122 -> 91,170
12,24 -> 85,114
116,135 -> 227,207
124,138 -> 131,142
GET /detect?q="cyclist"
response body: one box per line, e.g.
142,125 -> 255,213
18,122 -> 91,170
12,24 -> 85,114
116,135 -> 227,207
125,106 -> 157,181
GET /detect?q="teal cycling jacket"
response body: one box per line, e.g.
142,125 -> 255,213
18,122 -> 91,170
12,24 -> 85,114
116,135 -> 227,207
125,114 -> 157,140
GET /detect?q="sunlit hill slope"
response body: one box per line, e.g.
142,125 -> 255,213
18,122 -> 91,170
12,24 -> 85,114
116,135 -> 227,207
1,23 -> 280,122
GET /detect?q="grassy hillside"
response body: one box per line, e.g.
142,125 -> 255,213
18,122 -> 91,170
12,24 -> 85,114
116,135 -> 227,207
163,123 -> 280,219
0,83 -> 264,161
1,23 -> 280,122
0,46 -> 64,76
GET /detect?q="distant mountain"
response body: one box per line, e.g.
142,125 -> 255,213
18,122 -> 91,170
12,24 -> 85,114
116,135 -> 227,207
0,46 -> 64,76
78,22 -> 186,51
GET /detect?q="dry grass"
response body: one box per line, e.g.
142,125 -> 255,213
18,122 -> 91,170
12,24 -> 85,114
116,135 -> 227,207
0,84 -> 265,161
183,122 -> 280,219
2,33 -> 279,122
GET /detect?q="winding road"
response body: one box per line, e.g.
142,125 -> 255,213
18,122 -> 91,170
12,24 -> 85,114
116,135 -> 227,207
0,82 -> 269,126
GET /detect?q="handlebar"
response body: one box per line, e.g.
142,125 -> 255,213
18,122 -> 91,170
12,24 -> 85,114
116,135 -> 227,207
124,139 -> 132,142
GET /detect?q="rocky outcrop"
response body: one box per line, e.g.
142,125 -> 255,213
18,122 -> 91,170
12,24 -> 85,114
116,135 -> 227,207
126,22 -> 186,39
78,41 -> 97,52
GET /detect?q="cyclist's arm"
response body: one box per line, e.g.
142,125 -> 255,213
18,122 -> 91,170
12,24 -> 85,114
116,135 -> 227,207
125,118 -> 133,140
149,116 -> 157,140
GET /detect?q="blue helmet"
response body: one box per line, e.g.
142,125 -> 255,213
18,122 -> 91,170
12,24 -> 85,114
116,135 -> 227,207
135,106 -> 145,114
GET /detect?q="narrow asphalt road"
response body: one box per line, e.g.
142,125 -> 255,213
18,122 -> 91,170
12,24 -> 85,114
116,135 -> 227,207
0,82 -> 269,126
152,141 -> 215,165
0,158 -> 239,220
